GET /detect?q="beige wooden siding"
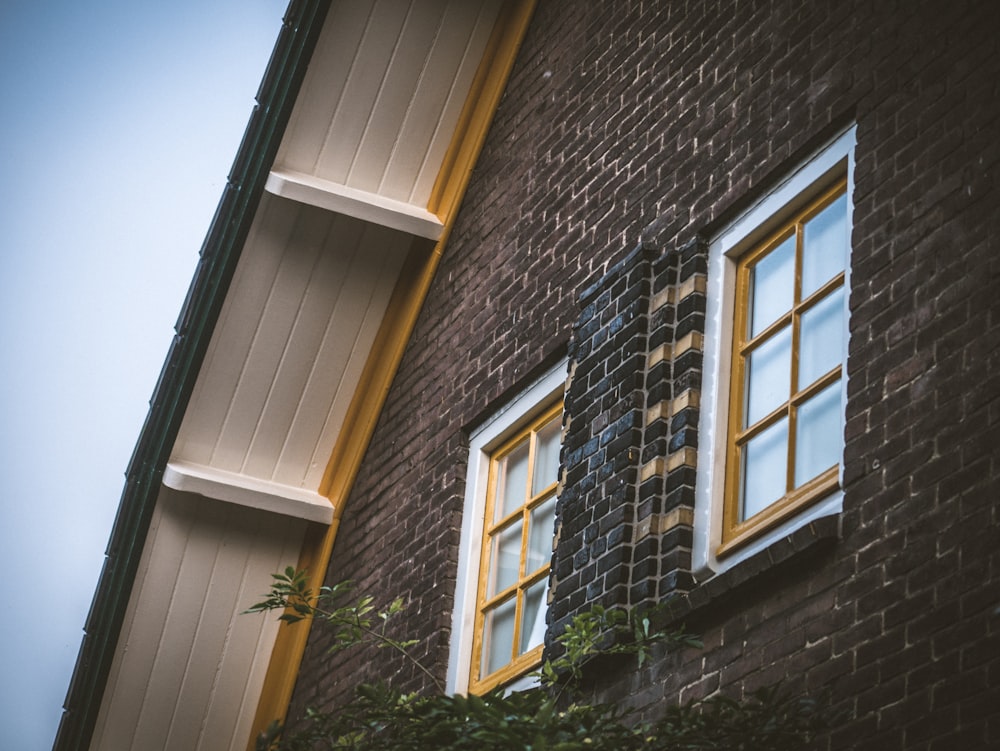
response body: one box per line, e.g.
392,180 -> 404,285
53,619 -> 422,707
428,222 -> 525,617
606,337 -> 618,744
90,488 -> 306,751
274,0 -> 503,206
171,194 -> 411,491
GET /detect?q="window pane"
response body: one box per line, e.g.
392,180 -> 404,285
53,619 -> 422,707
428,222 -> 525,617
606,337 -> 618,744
531,415 -> 561,496
741,417 -> 788,520
519,579 -> 548,654
798,287 -> 845,389
526,496 -> 555,574
802,193 -> 847,297
482,597 -> 516,676
745,325 -> 791,426
488,521 -> 522,597
749,235 -> 795,337
495,440 -> 529,521
795,380 -> 842,487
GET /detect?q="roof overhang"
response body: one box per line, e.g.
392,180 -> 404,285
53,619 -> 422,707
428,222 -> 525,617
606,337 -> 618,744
56,2 -> 537,750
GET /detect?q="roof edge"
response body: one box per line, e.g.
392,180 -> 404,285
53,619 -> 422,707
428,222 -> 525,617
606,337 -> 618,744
52,3 -> 331,749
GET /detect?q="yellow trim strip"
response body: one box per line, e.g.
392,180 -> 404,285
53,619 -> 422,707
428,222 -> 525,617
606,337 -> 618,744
247,2 -> 537,746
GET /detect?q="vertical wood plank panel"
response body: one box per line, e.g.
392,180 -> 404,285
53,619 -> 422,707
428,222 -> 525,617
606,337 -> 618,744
129,498 -> 230,747
407,0 -> 502,203
346,1 -> 447,193
280,224 -> 411,489
274,1 -> 374,175
210,207 -> 328,472
89,492 -> 194,750
90,489 -> 306,751
384,0 -> 497,203
161,503 -> 255,750
274,0 -> 503,209
313,1 -> 411,183
173,197 -> 299,466
214,516 -> 305,751
241,210 -> 363,481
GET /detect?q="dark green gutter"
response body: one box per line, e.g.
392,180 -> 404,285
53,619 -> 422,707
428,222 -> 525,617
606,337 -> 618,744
53,3 -> 331,749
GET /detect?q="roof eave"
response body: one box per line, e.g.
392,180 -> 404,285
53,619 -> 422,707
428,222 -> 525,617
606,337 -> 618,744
52,3 -> 331,749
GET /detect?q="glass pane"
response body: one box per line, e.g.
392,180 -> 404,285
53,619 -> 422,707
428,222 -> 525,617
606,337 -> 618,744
802,193 -> 848,297
798,287 -> 845,390
795,380 -> 842,487
745,325 -> 791,426
749,235 -> 795,337
482,597 -> 516,676
488,521 -> 522,597
741,417 -> 788,520
495,439 -> 529,521
531,415 -> 561,496
519,579 -> 548,654
526,496 -> 556,574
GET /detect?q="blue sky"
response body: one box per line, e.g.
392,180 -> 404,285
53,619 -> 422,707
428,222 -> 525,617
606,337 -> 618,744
0,2 -> 282,747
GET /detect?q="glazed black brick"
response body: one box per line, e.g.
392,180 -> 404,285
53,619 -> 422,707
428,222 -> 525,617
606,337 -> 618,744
551,248 -> 654,635
674,311 -> 706,340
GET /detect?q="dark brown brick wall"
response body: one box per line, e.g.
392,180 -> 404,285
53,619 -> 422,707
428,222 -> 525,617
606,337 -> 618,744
288,0 -> 999,748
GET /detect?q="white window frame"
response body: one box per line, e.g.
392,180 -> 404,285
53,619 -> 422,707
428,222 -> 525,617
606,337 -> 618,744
446,360 -> 566,695
693,127 -> 856,580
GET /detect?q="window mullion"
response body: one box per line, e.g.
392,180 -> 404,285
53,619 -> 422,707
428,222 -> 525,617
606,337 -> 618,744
510,582 -> 523,664
787,222 -> 804,495
522,431 -> 536,580
734,406 -> 787,444
790,367 -> 841,406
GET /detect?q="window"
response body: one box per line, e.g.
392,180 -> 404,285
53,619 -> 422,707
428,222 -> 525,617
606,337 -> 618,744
447,362 -> 565,694
471,404 -> 561,692
693,128 -> 854,575
722,180 -> 849,551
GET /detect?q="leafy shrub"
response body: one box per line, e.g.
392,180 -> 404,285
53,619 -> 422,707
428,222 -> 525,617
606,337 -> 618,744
247,568 -> 833,751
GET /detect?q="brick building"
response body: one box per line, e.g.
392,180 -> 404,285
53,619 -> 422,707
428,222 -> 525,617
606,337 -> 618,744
60,1 -> 998,750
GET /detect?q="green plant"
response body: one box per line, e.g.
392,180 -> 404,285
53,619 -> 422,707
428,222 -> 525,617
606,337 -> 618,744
246,569 -> 834,751
245,568 -> 440,692
537,604 -> 702,698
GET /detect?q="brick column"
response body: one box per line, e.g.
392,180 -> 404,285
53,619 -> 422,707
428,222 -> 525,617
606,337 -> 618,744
639,238 -> 707,602
549,246 -> 653,641
548,235 -> 708,648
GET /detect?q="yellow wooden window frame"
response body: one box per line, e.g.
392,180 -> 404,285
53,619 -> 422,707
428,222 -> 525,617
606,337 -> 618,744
721,179 -> 848,554
469,402 -> 561,693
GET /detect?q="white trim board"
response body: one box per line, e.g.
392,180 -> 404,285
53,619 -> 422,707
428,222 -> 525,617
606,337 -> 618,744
265,169 -> 444,240
164,461 -> 334,525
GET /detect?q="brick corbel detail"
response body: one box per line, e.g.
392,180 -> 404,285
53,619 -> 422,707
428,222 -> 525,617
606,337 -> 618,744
548,235 -> 708,648
635,238 -> 707,603
549,245 -> 653,645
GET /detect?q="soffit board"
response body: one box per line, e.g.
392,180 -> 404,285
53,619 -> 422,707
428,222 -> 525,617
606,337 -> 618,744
89,488 -> 306,751
170,0 -> 502,510
274,0 -> 503,206
170,194 -> 411,495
